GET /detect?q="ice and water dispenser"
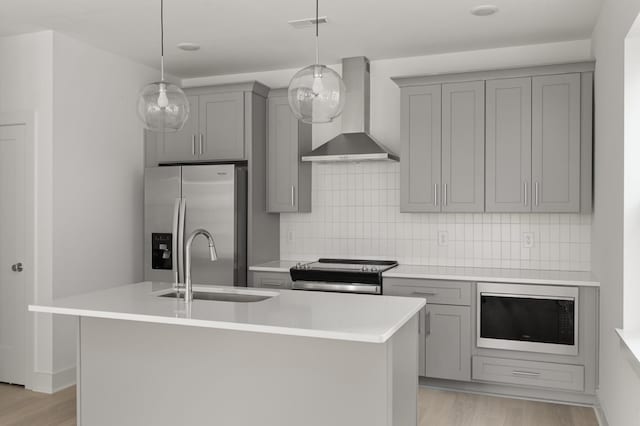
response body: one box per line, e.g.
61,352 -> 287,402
151,233 -> 173,270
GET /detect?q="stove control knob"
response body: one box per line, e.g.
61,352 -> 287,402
362,265 -> 369,272
370,266 -> 378,272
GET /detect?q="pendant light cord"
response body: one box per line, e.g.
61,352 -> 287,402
315,0 -> 319,65
160,0 -> 165,81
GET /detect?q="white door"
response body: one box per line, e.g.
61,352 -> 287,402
0,124 -> 26,385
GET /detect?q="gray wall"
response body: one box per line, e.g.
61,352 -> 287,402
51,32 -> 159,384
591,0 -> 640,424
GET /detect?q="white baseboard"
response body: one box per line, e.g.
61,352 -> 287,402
594,404 -> 609,426
27,366 -> 76,394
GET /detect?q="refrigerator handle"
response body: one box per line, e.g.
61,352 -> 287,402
172,198 -> 181,284
177,198 -> 187,284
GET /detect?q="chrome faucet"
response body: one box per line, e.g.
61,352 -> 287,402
184,228 -> 218,302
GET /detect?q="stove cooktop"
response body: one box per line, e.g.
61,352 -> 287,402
290,259 -> 398,285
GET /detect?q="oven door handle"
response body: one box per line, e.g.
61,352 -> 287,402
291,281 -> 381,294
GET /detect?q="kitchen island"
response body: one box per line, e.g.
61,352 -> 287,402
29,282 -> 424,426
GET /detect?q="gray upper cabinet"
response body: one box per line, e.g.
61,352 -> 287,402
199,92 -> 245,161
267,90 -> 311,213
531,73 -> 581,212
441,81 -> 485,212
400,85 -> 442,212
394,62 -> 593,214
486,78 -> 532,212
149,83 -> 265,164
156,95 -> 199,163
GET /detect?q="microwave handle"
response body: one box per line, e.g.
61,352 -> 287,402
480,292 -> 575,302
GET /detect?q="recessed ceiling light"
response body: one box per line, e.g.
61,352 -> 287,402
471,5 -> 499,16
177,42 -> 200,51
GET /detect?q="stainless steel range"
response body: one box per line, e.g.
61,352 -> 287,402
290,259 -> 398,295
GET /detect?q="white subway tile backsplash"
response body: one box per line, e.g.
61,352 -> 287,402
280,162 -> 591,271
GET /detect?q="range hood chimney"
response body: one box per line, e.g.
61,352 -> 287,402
301,57 -> 399,162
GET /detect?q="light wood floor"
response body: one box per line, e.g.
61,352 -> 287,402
419,388 -> 598,426
0,383 -> 598,426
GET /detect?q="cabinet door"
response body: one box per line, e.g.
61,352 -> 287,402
532,74 -> 581,212
400,85 -> 442,212
425,304 -> 471,381
198,92 -> 245,161
441,81 -> 485,212
157,95 -> 199,163
267,96 -> 299,212
486,78 -> 532,212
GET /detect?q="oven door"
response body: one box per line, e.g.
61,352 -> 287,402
477,283 -> 579,356
291,281 -> 381,295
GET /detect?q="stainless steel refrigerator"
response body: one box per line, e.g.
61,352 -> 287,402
144,164 -> 247,287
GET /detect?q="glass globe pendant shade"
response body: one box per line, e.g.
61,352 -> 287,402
137,81 -> 190,132
288,64 -> 346,124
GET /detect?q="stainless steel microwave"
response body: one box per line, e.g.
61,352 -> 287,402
477,283 -> 579,356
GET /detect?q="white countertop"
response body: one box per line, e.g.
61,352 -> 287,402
28,282 -> 424,344
249,260 -> 300,273
383,265 -> 599,287
250,261 -> 599,287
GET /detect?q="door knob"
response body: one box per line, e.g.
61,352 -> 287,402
11,263 -> 23,272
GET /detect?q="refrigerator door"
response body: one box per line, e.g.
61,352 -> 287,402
144,167 -> 182,283
182,164 -> 243,286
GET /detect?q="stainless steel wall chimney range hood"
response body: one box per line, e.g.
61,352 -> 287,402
301,57 -> 399,163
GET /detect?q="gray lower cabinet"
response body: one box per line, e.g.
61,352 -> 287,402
384,278 -> 472,381
441,81 -> 485,212
485,78 -> 532,212
426,304 -> 471,381
472,356 -> 585,392
531,73 -> 581,212
400,85 -> 441,212
251,271 -> 292,289
267,89 -> 312,213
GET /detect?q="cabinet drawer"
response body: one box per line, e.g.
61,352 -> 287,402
472,356 -> 584,392
252,271 -> 292,289
384,278 -> 471,305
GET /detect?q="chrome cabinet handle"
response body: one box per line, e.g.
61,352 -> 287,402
524,182 -> 528,207
172,198 -> 181,283
11,263 -> 23,272
191,135 -> 196,156
291,185 -> 295,206
434,184 -> 438,207
199,134 -> 204,156
443,183 -> 448,207
425,311 -> 431,337
535,182 -> 539,206
412,291 -> 436,298
511,370 -> 540,377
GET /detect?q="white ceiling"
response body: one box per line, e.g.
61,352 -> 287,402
0,0 -> 603,78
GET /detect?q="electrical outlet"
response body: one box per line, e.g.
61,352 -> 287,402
287,230 -> 295,242
438,231 -> 449,246
523,232 -> 534,248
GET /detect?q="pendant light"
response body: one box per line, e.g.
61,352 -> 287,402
137,0 -> 189,132
288,0 -> 346,124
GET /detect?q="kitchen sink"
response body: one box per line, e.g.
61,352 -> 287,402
158,290 -> 273,303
